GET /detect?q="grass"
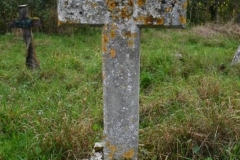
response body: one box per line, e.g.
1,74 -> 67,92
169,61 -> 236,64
0,24 -> 240,159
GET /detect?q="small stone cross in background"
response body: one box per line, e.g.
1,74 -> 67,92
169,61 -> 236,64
231,45 -> 240,65
58,0 -> 187,159
9,5 -> 41,69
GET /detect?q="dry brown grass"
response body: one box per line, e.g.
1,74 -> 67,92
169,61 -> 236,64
191,24 -> 219,38
139,72 -> 240,159
36,113 -> 97,159
140,104 -> 240,159
191,22 -> 240,38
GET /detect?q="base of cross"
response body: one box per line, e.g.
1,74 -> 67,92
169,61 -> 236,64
25,40 -> 40,69
82,142 -> 103,160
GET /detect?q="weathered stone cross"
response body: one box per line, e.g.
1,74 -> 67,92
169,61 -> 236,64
58,0 -> 186,159
9,5 -> 41,69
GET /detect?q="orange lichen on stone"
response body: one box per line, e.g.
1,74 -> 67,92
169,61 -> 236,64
128,40 -> 133,47
144,15 -> 154,25
121,6 -> 132,19
156,17 -> 164,25
91,2 -> 97,8
123,148 -> 134,159
103,33 -> 109,43
121,7 -> 128,18
110,24 -> 118,38
128,0 -> 133,7
179,16 -> 186,24
123,31 -> 132,38
102,33 -> 108,53
128,39 -> 134,47
135,15 -> 165,26
110,49 -> 116,58
110,30 -> 115,38
165,7 -> 172,12
182,1 -> 187,9
127,31 -> 137,37
134,15 -> 145,24
102,45 -> 107,52
111,23 -> 119,30
106,142 -> 117,159
106,0 -> 117,11
137,0 -> 146,7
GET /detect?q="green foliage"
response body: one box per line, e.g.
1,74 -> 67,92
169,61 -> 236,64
188,0 -> 240,24
0,0 -> 57,34
1,0 -> 240,34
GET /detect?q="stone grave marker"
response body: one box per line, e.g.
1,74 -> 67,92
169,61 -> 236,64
231,45 -> 240,65
9,4 -> 41,69
58,0 -> 187,159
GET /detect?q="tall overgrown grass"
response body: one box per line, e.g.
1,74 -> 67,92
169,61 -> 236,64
0,24 -> 240,159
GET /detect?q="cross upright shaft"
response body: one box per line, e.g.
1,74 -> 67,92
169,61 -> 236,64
58,0 -> 186,159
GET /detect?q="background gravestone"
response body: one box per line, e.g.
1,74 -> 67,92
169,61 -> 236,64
231,45 -> 240,65
9,5 -> 41,69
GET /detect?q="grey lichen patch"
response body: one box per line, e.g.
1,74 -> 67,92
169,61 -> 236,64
105,141 -> 117,159
133,0 -> 187,27
58,0 -> 108,26
110,49 -> 116,58
123,148 -> 135,159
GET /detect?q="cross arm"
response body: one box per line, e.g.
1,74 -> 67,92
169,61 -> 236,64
9,17 -> 41,28
134,0 -> 187,28
58,0 -> 108,26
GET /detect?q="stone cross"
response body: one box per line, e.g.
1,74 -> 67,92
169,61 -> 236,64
231,45 -> 240,65
58,0 -> 186,159
9,5 -> 41,69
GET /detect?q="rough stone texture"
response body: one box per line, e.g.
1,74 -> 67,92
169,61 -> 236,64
94,142 -> 104,152
58,0 -> 186,159
58,0 -> 107,26
91,152 -> 103,160
58,0 -> 187,28
231,45 -> 240,65
102,22 -> 140,160
90,142 -> 103,160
